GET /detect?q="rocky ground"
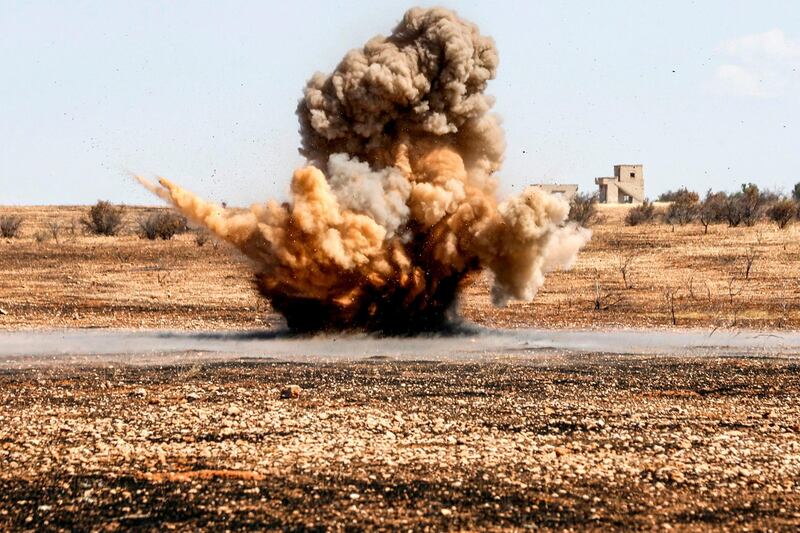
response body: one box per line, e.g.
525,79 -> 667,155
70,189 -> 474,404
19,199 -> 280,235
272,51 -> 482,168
2,354 -> 799,531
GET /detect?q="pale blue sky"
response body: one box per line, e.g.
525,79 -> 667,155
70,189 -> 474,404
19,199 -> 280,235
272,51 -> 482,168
2,1 -> 799,205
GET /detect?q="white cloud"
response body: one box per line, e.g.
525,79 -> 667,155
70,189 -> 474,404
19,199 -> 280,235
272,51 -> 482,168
712,29 -> 800,98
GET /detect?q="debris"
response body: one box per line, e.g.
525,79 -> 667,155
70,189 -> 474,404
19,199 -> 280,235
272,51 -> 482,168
281,385 -> 302,399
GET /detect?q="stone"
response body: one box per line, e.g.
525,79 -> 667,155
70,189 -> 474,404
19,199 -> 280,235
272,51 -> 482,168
281,385 -> 302,399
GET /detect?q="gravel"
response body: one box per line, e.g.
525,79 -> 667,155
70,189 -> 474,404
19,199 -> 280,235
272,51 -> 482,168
1,354 -> 799,530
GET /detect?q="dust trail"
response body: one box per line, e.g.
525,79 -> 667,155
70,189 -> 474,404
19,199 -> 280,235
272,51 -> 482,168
140,7 -> 591,332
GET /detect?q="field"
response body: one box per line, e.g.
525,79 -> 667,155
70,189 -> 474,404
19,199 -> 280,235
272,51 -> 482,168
2,204 -> 800,531
1,204 -> 799,331
2,355 -> 800,530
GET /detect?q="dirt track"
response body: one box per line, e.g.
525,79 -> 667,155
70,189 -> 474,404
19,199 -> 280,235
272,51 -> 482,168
2,355 -> 799,531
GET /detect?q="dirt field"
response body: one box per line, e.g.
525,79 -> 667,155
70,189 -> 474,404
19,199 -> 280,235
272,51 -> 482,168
2,355 -> 799,531
1,204 -> 799,330
2,206 -> 800,530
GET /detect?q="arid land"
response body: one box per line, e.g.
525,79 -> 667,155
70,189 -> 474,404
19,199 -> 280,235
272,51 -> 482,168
1,355 -> 799,531
1,205 -> 800,531
1,204 -> 799,330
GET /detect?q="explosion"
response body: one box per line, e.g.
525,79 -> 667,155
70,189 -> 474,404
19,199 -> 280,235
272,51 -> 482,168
139,7 -> 590,333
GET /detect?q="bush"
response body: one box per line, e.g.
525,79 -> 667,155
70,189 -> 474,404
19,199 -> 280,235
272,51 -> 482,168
0,215 -> 23,238
567,192 -> 599,227
195,231 -> 210,247
625,200 -> 656,226
766,198 -> 797,229
138,211 -> 187,240
47,221 -> 61,243
81,201 -> 124,236
665,188 -> 699,225
34,230 -> 50,243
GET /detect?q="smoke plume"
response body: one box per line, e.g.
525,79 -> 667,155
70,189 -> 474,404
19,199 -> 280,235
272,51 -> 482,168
139,7 -> 591,332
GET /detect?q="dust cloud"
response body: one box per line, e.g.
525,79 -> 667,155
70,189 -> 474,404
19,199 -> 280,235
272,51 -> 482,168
139,7 -> 590,332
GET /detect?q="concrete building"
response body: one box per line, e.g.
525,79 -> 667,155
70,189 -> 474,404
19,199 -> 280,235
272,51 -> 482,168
531,183 -> 579,201
595,164 -> 645,204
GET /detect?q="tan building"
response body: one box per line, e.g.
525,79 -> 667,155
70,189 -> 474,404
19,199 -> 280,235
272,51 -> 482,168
595,164 -> 645,204
531,183 -> 579,201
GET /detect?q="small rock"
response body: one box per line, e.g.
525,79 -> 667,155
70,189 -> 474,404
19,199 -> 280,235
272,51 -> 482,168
440,508 -> 452,516
185,392 -> 201,402
0,307 -> 8,315
281,385 -> 302,399
129,388 -> 147,398
225,405 -> 241,416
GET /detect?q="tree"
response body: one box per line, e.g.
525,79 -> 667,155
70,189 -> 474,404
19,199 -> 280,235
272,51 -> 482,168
665,188 -> 700,225
567,192 -> 599,227
738,183 -> 765,227
766,198 -> 797,229
721,193 -> 742,227
698,190 -> 726,234
793,182 -> 800,202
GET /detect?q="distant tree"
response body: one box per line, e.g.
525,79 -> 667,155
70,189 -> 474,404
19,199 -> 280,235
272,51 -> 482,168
793,182 -> 800,202
81,201 -> 124,236
657,189 -> 681,202
567,192 -> 599,227
738,183 -> 766,227
665,188 -> 700,225
766,198 -> 797,229
698,190 -> 726,234
625,200 -> 657,226
721,192 -> 743,227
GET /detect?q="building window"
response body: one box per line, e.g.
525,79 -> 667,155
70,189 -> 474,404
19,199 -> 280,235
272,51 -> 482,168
630,172 -> 635,178
622,194 -> 632,203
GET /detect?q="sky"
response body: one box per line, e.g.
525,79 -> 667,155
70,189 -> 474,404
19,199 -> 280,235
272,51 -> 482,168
1,0 -> 799,206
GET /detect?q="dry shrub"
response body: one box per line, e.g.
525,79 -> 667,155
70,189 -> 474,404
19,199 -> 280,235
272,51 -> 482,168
664,188 -> 699,225
47,221 -> 62,243
625,200 -> 656,226
568,192 -> 599,227
34,230 -> 50,243
0,215 -> 23,238
766,199 -> 797,229
81,201 -> 124,236
195,231 -> 210,247
138,212 -> 187,240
